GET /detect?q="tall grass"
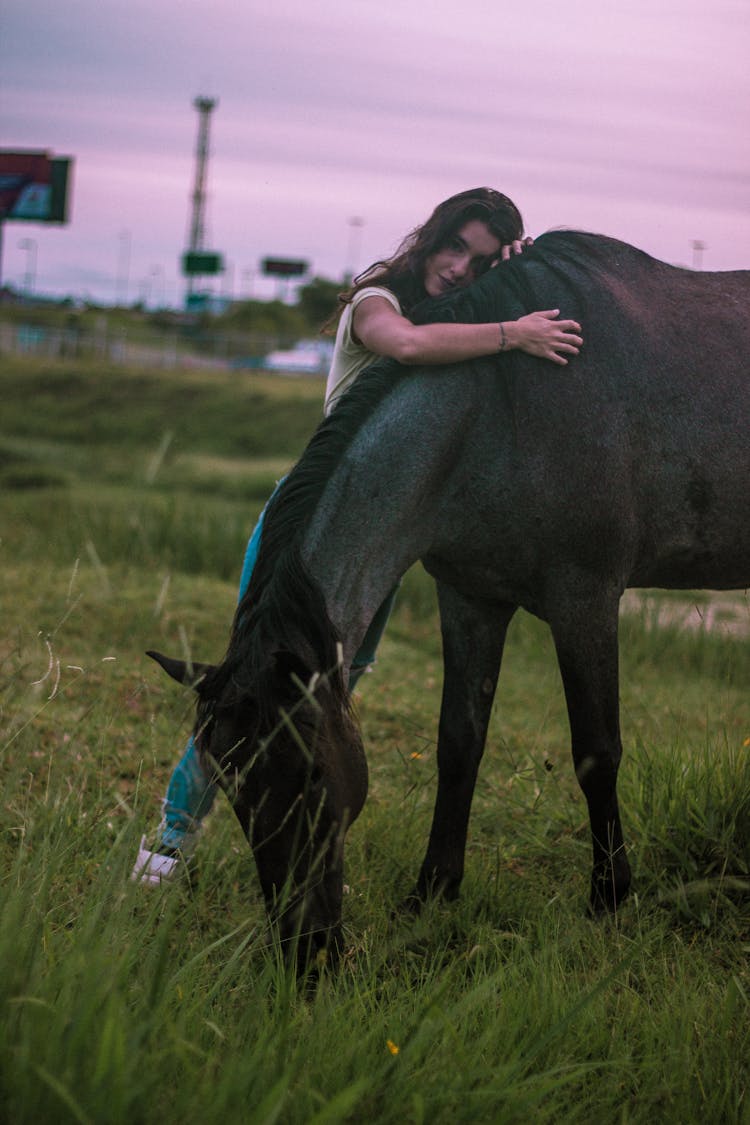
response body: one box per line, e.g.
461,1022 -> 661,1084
2,358 -> 749,1122
2,725 -> 749,1123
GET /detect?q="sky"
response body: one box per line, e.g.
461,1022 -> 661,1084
1,0 -> 748,306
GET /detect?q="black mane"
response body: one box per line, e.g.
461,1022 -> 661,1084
203,352 -> 411,715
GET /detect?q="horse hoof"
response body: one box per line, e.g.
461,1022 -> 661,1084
588,871 -> 631,917
392,890 -> 425,918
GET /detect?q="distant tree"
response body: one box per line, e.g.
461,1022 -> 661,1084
217,299 -> 306,340
296,277 -> 343,333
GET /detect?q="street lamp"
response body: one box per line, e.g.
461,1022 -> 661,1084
116,230 -> 131,306
149,265 -> 165,309
222,259 -> 235,302
242,268 -> 255,299
18,237 -> 37,296
345,216 -> 365,283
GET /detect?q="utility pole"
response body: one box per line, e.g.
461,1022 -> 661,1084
18,236 -> 37,296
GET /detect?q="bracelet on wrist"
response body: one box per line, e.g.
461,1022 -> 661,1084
499,323 -> 507,352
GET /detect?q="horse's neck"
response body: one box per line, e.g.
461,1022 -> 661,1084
300,375 -> 472,665
301,486 -> 425,668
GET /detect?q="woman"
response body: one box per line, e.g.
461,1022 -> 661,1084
132,187 -> 582,883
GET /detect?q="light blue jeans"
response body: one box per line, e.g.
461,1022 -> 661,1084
158,489 -> 397,851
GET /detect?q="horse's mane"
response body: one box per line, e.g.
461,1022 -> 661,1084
201,230 -> 655,718
201,352 -> 414,719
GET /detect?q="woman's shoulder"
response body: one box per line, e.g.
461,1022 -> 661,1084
350,285 -> 401,313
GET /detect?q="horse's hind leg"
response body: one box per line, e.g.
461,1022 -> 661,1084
548,589 -> 632,913
404,583 -> 515,910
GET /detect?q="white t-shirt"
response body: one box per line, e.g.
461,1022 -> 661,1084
324,285 -> 401,415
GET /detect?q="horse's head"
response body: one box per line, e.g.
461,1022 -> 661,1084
147,648 -> 368,972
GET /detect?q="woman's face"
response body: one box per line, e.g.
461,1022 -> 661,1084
423,218 -> 502,298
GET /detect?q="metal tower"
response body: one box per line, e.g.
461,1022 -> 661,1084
182,96 -> 223,303
189,96 -> 216,257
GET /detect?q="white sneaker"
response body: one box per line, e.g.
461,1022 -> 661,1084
130,836 -> 192,885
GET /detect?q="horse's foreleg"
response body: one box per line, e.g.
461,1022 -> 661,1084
548,591 -> 632,914
406,584 -> 515,909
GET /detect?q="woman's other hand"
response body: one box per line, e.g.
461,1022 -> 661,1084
500,236 -> 534,261
504,309 -> 583,366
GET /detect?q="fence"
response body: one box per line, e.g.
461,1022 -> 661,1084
0,318 -> 288,371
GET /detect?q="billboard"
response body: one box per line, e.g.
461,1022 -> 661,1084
0,150 -> 73,223
181,250 -> 224,276
262,257 -> 308,278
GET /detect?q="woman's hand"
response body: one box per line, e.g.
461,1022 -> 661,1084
504,309 -> 583,365
500,236 -> 534,261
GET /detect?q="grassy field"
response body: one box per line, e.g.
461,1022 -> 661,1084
1,357 -> 749,1124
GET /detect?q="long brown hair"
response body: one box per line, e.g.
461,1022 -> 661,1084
326,187 -> 524,327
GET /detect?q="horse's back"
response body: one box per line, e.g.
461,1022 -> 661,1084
557,239 -> 750,589
411,234 -> 750,598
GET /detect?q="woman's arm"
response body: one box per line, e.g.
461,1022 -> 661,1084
353,296 -> 583,368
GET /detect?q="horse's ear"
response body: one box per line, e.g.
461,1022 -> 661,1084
146,650 -> 214,691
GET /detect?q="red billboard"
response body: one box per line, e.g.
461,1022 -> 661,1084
262,257 -> 309,278
0,150 -> 73,223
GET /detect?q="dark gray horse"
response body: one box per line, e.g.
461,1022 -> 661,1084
151,231 -> 750,968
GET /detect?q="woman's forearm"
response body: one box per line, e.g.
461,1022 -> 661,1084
378,314 -> 582,367
385,321 -> 503,365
